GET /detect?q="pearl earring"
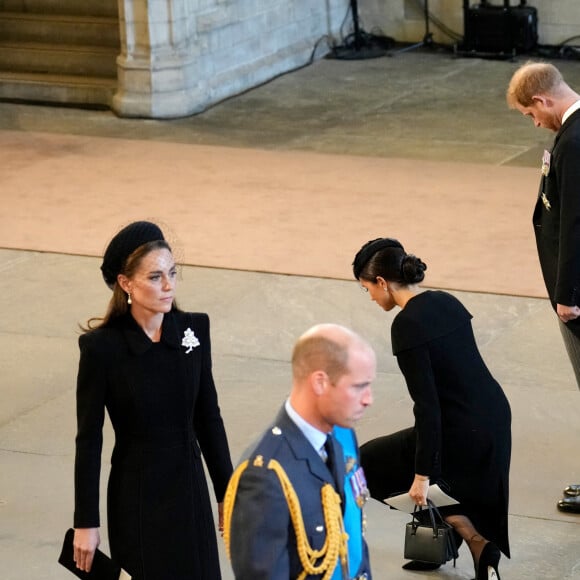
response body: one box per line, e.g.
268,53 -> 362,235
127,293 -> 132,305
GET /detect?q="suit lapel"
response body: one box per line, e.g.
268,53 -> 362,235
276,408 -> 346,502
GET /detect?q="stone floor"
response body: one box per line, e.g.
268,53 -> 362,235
4,46 -> 580,167
1,47 -> 580,579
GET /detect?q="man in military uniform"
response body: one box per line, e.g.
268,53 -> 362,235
224,323 -> 375,579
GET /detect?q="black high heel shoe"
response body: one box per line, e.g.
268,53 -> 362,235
476,542 -> 501,580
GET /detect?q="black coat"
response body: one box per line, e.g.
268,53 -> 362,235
361,291 -> 511,556
534,108 -> 580,338
73,310 -> 233,580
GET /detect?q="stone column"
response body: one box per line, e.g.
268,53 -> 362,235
112,0 -> 204,118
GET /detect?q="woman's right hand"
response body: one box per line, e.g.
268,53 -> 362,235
409,474 -> 430,507
73,527 -> 100,572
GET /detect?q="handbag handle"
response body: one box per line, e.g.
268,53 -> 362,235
411,499 -> 445,538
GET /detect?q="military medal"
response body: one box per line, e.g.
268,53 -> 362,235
540,150 -> 552,211
541,149 -> 551,177
350,466 -> 370,508
541,192 -> 552,211
345,456 -> 356,474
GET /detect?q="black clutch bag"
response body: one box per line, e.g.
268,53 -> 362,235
58,528 -> 131,579
403,500 -> 458,566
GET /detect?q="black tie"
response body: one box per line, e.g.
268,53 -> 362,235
324,434 -> 338,487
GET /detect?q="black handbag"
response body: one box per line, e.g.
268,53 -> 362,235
404,499 -> 458,566
58,528 -> 130,579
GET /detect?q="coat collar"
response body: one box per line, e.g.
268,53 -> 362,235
554,107 -> 580,147
119,310 -> 182,355
274,406 -> 346,498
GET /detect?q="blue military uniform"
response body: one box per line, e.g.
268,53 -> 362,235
227,406 -> 371,579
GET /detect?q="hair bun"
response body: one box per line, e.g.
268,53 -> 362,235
401,254 -> 427,284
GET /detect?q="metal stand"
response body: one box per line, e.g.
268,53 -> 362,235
390,0 -> 434,55
329,0 -> 389,60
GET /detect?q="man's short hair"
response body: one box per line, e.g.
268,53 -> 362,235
507,61 -> 564,108
292,333 -> 349,384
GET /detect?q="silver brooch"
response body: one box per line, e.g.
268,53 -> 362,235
181,328 -> 200,353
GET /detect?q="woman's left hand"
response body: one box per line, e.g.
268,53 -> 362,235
217,502 -> 224,537
409,474 -> 430,506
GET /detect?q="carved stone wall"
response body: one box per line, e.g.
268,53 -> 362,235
113,0 -> 349,118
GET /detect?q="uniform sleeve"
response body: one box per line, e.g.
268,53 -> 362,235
191,313 -> 233,502
396,344 -> 442,478
229,464 -> 290,579
73,333 -> 106,528
555,134 -> 580,306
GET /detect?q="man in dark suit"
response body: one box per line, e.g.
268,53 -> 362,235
507,61 -> 580,513
224,324 -> 375,579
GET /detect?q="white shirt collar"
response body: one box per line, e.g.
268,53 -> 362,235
562,100 -> 580,125
284,398 -> 328,457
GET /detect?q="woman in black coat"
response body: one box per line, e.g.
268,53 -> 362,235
352,238 -> 511,580
72,221 -> 233,580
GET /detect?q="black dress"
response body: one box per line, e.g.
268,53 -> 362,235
361,291 -> 511,557
74,310 -> 233,579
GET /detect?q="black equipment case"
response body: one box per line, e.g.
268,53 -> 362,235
459,0 -> 538,57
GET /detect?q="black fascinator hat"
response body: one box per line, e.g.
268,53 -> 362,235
101,221 -> 165,289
